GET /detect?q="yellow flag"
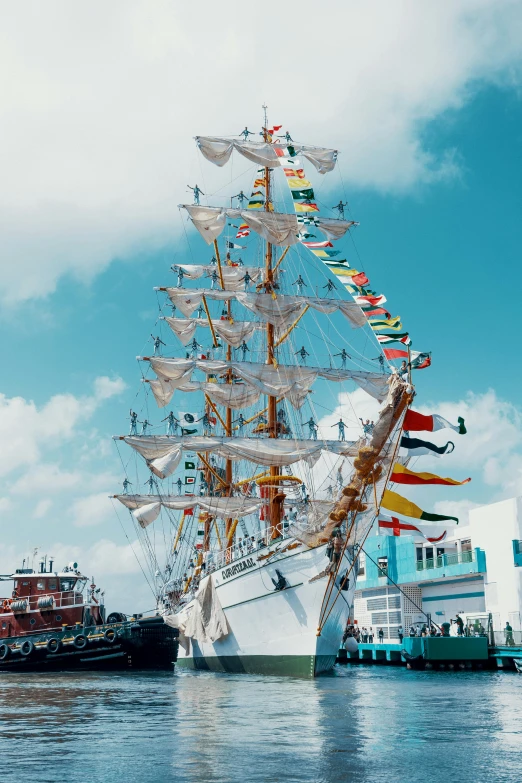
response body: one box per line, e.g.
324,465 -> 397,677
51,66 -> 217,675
287,177 -> 312,189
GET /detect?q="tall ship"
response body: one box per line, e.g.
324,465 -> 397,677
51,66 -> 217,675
112,113 -> 429,678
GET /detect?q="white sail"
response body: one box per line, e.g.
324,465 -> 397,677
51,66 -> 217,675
162,289 -> 366,329
145,378 -> 262,411
173,265 -> 262,290
163,317 -> 263,347
235,292 -> 366,329
195,136 -> 338,174
180,205 -> 355,247
120,434 -> 358,478
117,493 -> 264,518
145,357 -> 390,408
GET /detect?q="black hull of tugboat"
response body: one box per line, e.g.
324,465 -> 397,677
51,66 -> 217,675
0,616 -> 178,672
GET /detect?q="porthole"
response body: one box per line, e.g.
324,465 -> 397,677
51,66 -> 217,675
30,618 -> 36,625
1,622 -> 6,630
55,615 -> 62,622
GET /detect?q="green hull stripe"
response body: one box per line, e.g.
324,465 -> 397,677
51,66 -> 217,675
176,654 -> 336,679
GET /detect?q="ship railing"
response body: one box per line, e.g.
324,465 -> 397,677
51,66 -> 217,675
209,525 -> 292,572
23,591 -> 84,611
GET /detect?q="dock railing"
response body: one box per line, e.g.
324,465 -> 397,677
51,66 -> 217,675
492,629 -> 522,647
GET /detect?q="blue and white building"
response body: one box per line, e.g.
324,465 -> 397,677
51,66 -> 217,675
354,497 -> 522,641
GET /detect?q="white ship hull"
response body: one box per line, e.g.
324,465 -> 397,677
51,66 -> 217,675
175,541 -> 355,678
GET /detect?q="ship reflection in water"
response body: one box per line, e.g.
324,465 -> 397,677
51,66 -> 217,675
0,667 -> 521,782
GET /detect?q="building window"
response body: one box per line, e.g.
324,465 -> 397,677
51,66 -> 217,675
388,595 -> 401,609
377,556 -> 388,576
416,547 -> 423,562
358,552 -> 365,577
461,539 -> 472,563
367,598 -> 387,611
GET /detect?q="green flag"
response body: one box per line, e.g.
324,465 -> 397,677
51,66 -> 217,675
185,461 -> 195,470
291,187 -> 315,201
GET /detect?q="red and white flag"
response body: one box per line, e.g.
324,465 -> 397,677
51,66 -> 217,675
378,514 -> 447,543
383,348 -> 409,360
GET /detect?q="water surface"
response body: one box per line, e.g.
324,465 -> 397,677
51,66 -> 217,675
0,665 -> 520,782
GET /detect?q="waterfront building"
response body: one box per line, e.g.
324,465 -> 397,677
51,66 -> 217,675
354,496 -> 522,642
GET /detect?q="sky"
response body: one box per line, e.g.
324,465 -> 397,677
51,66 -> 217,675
1,0 -> 522,611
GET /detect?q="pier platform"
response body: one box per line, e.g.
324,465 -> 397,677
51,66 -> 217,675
490,645 -> 522,669
337,637 -> 489,667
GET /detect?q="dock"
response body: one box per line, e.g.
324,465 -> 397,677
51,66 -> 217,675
337,637 -> 491,668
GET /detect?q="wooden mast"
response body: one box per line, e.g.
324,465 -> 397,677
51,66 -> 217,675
262,107 -> 283,538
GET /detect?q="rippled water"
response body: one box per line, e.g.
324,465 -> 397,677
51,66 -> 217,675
0,665 -> 521,782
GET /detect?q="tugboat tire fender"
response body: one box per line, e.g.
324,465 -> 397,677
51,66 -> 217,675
104,629 -> 117,644
46,637 -> 62,654
0,643 -> 10,661
73,634 -> 87,650
20,639 -> 34,657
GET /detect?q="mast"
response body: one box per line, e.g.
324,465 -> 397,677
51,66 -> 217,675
213,239 -> 234,547
262,108 -> 282,538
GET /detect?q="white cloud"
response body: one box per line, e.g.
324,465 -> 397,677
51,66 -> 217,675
312,388 -> 522,507
70,493 -> 114,528
1,1 -> 522,303
433,499 -> 482,527
417,390 -> 522,496
33,499 -> 52,519
0,375 -> 126,478
0,498 -> 12,513
12,464 -> 80,495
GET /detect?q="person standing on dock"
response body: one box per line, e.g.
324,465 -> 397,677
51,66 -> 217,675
398,625 -> 403,643
378,628 -> 384,643
505,621 -> 515,646
455,614 -> 464,637
368,627 -> 374,643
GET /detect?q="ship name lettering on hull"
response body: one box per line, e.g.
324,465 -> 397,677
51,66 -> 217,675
221,558 -> 256,581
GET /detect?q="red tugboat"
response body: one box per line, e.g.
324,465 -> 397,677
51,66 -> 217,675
0,556 -> 178,670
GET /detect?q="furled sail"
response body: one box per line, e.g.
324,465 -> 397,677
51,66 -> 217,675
118,435 -> 359,478
195,136 -> 338,174
162,317 -> 264,347
115,494 -> 265,528
235,293 -> 366,329
143,357 -> 390,408
161,289 -> 366,329
144,376 -> 262,410
180,205 -> 355,247
172,265 -> 262,290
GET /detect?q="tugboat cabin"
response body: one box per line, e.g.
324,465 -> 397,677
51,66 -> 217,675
0,557 -> 104,639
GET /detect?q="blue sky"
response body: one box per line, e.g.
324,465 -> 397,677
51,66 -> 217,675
1,1 -> 522,611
